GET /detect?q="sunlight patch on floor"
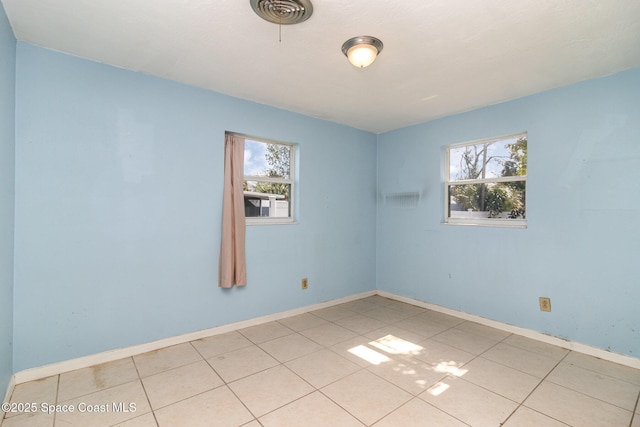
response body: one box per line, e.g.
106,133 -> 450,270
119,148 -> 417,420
347,334 -> 467,396
369,334 -> 423,355
434,361 -> 468,377
348,345 -> 391,365
427,381 -> 450,396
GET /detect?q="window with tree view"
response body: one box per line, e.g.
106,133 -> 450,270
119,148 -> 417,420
445,133 -> 527,227
243,137 -> 295,224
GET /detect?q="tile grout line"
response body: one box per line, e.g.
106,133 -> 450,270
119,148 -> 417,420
53,374 -> 60,426
296,304 -> 415,426
472,337 -> 567,380
411,326 -> 539,425
130,355 -> 160,427
419,398 -> 473,427
423,319 -> 512,373
628,390 -> 639,427
322,306 -> 458,425
315,385 -> 372,426
305,310 -> 386,426
337,306 -> 512,425
545,366 -> 640,414
434,326 -> 619,424
216,320 -> 359,425
254,370 -> 328,424
148,339 -> 262,425
224,377 -> 262,425
232,334 -> 360,425
499,350 -> 571,426
560,358 -> 640,388
210,354 -> 267,420
329,353 -> 418,425
416,328 -> 525,422
356,314 -> 513,425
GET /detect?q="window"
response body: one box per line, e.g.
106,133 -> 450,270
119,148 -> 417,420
242,136 -> 295,224
445,133 -> 527,228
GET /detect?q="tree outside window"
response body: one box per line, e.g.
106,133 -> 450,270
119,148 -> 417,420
446,133 -> 527,227
243,137 -> 295,222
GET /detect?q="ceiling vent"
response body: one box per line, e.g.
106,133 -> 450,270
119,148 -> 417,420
250,0 -> 313,25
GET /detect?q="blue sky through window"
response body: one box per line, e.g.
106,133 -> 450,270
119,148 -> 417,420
244,139 -> 269,176
449,136 -> 519,181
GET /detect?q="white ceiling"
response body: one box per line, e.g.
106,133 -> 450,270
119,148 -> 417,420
3,0 -> 640,133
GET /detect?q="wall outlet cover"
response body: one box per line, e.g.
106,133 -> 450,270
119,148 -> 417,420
539,297 -> 551,312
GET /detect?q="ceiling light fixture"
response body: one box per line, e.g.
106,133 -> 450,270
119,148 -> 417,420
341,36 -> 383,68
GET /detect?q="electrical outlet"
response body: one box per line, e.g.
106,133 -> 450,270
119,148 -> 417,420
301,278 -> 308,290
539,297 -> 551,312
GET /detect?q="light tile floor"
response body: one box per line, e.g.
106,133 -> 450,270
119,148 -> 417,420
2,296 -> 639,426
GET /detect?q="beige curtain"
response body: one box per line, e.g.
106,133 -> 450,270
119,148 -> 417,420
219,133 -> 247,288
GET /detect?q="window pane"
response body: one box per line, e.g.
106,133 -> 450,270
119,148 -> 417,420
244,140 -> 291,179
243,181 -> 291,218
448,182 -> 525,219
449,136 -> 527,181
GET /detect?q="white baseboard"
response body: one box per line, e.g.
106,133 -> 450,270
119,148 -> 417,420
12,290 -> 375,385
377,290 -> 640,370
9,287 -> 639,390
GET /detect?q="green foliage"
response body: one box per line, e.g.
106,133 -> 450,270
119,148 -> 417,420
265,144 -> 290,179
501,137 -> 527,177
502,136 -> 527,217
484,184 -> 523,218
254,182 -> 289,199
485,186 -> 508,218
450,184 -> 482,211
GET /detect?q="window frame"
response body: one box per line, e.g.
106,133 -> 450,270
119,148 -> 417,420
240,134 -> 296,225
444,132 -> 527,229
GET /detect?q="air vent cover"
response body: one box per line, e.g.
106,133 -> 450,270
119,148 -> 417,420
384,192 -> 420,208
250,0 -> 313,25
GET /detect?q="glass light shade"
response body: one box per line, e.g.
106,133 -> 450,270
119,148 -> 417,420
342,36 -> 383,68
347,44 -> 378,68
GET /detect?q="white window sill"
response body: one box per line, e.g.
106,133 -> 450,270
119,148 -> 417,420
443,219 -> 527,229
246,218 -> 298,226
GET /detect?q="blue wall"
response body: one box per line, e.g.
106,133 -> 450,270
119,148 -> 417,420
377,68 -> 640,357
13,43 -> 377,371
8,36 -> 640,374
0,3 -> 16,395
